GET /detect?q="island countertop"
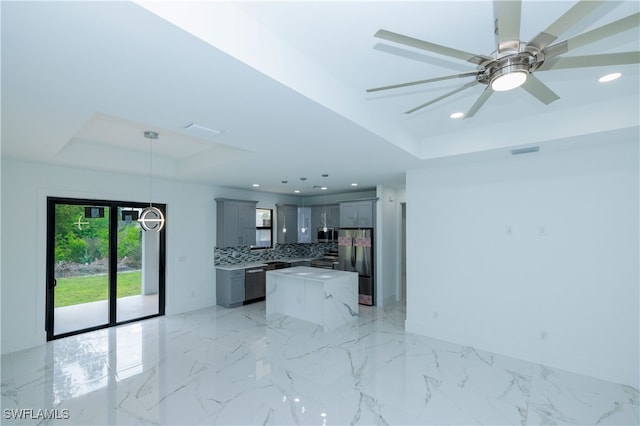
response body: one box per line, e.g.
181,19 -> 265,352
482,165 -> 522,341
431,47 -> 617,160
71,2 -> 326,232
266,266 -> 354,281
215,258 -> 319,271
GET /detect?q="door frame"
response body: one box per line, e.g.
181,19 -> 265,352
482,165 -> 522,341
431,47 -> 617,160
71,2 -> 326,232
45,196 -> 166,340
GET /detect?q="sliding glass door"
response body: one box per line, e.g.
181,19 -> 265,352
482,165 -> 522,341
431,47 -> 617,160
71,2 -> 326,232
46,198 -> 165,340
116,206 -> 161,322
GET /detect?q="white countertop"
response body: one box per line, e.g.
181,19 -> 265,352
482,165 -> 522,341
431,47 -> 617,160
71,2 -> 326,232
266,266 -> 355,282
216,262 -> 267,271
215,257 -> 318,271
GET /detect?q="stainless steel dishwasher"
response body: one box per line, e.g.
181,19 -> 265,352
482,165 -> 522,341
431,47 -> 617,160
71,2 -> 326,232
244,266 -> 266,303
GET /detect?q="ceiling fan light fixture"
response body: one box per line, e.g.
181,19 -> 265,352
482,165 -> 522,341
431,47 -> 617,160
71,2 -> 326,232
491,67 -> 528,92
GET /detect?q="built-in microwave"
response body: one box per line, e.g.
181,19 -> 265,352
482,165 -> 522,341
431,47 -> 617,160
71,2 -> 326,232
317,227 -> 337,242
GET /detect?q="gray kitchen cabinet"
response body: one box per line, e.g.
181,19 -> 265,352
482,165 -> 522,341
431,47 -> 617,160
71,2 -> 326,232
339,200 -> 376,228
310,204 -> 340,241
327,204 -> 340,228
290,260 -> 311,267
216,268 -> 245,308
297,207 -> 312,243
276,204 -> 298,244
216,198 -> 258,247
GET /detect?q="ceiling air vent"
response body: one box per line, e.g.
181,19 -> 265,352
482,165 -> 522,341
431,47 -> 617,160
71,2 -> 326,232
511,146 -> 540,156
183,122 -> 222,138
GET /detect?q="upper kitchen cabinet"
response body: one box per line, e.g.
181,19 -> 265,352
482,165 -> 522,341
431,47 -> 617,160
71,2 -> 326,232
310,204 -> 340,241
216,198 -> 258,247
276,204 -> 298,244
297,207 -> 312,243
339,199 -> 376,228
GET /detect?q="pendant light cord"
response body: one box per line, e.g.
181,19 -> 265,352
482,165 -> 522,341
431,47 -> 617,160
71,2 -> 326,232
149,135 -> 153,208
144,130 -> 158,208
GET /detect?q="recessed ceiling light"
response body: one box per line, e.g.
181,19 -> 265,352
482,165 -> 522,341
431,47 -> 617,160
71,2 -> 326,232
351,183 -> 358,187
294,190 -> 300,193
598,72 -> 621,83
450,112 -> 464,119
321,186 -> 327,191
252,183 -> 260,187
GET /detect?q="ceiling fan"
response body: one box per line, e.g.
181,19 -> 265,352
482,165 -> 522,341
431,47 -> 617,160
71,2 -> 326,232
367,0 -> 640,117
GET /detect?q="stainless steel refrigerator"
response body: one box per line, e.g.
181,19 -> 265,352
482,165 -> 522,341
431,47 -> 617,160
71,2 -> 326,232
338,228 -> 374,305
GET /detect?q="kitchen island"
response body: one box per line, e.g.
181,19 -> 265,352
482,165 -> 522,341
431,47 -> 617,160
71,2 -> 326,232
266,266 -> 358,330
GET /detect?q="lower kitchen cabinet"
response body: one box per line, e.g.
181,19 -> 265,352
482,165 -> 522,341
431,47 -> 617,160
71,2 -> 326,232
216,269 -> 245,308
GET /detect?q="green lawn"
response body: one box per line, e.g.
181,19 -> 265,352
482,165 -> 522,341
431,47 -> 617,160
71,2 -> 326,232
55,271 -> 142,308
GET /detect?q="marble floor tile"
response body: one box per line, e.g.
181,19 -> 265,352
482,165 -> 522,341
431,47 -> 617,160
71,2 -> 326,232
1,301 -> 637,425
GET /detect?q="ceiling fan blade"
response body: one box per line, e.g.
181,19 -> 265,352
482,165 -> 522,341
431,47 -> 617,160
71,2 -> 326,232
493,0 -> 522,53
366,71 -> 479,93
528,0 -> 604,51
543,13 -> 640,59
538,52 -> 640,71
521,74 -> 560,105
465,86 -> 494,119
405,80 -> 479,114
375,29 -> 492,65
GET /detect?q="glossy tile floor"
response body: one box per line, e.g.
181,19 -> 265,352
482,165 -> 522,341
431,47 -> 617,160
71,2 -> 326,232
2,301 -> 638,425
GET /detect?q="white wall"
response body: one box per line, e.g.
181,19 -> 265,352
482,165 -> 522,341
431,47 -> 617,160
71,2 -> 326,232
0,159 -> 258,354
396,188 -> 407,302
405,138 -> 639,387
375,185 -> 399,306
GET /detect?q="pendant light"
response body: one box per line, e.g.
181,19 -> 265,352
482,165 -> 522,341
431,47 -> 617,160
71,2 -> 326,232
300,195 -> 307,234
282,205 -> 287,234
138,130 -> 165,232
322,174 -> 328,232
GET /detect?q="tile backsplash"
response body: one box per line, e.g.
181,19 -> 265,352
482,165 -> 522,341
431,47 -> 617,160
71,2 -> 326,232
214,242 -> 337,265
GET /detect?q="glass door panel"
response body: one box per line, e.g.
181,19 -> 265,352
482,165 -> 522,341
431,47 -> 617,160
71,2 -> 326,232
52,203 -> 110,336
116,207 -> 159,322
47,198 -> 165,340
